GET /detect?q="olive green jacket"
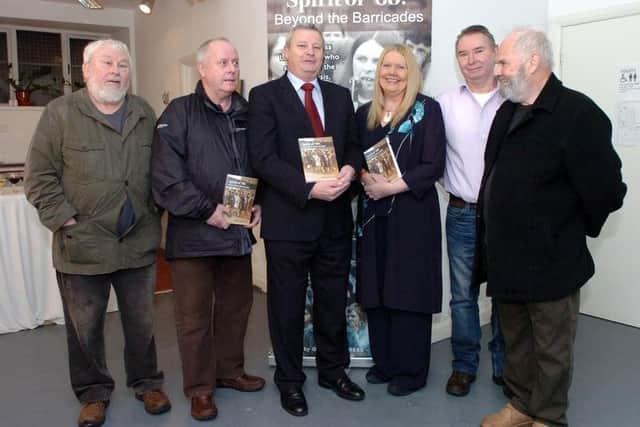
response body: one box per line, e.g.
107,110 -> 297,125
25,89 -> 161,275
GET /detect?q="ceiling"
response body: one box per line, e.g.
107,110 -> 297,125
41,0 -> 139,10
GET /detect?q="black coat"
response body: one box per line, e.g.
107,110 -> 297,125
151,82 -> 255,259
355,94 -> 446,314
473,74 -> 626,302
247,73 -> 361,241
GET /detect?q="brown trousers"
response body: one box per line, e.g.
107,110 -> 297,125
170,255 -> 253,397
498,290 -> 580,427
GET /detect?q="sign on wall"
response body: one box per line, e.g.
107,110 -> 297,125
267,0 -> 432,110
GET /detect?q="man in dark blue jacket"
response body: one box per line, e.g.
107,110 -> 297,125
151,38 -> 264,421
476,29 -> 626,427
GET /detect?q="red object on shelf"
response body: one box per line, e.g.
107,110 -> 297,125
15,90 -> 32,106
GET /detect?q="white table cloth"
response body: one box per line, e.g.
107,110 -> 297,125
0,190 -> 64,334
0,189 -> 117,334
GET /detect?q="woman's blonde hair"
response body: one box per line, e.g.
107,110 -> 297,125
366,44 -> 422,130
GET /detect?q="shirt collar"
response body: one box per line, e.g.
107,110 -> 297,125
286,71 -> 320,92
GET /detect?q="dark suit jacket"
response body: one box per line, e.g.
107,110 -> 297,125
248,73 -> 361,241
473,74 -> 626,302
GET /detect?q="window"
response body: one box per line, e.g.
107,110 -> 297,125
16,30 -> 64,106
3,26 -> 105,106
69,37 -> 94,91
0,32 -> 8,104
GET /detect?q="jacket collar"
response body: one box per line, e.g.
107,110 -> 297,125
529,72 -> 562,113
195,80 -> 248,118
74,88 -> 148,137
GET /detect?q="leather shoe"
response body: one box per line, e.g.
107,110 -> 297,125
446,371 -> 476,396
365,366 -> 390,384
191,395 -> 217,421
532,423 -> 550,427
280,388 -> 308,417
319,376 -> 365,401
216,373 -> 265,392
135,389 -> 171,415
480,403 -> 533,427
78,400 -> 108,427
387,381 -> 425,396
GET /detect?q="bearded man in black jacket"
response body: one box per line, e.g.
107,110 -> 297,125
476,28 -> 626,427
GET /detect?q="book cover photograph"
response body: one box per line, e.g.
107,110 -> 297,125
298,136 -> 340,183
364,137 -> 402,182
223,174 -> 258,226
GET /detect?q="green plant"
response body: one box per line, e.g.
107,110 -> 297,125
7,64 -> 58,94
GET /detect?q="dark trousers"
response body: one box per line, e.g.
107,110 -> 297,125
56,264 -> 164,404
366,307 -> 433,388
498,290 -> 580,427
265,235 -> 351,390
170,255 -> 253,397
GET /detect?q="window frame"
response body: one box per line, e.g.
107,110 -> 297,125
1,24 -> 108,106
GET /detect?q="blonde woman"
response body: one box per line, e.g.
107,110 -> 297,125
356,44 -> 445,396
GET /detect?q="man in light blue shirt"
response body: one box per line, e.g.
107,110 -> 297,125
437,25 -> 507,398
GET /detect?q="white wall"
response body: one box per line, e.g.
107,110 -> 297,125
548,0 -> 638,16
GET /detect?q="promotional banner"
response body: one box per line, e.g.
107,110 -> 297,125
267,0 -> 433,110
266,0 -> 432,366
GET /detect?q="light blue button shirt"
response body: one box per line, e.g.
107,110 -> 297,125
286,71 -> 326,128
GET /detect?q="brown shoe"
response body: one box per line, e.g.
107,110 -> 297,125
78,401 -> 108,427
135,389 -> 171,415
216,373 -> 266,392
480,403 -> 534,427
532,423 -> 550,427
191,395 -> 218,421
446,371 -> 476,396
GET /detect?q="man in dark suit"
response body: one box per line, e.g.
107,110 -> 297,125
248,24 -> 364,417
476,28 -> 626,427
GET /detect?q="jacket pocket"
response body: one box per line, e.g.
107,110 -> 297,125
60,221 -> 104,265
62,143 -> 106,181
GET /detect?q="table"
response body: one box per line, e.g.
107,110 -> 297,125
0,189 -> 117,334
0,189 -> 64,334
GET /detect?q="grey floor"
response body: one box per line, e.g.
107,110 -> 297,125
1,290 -> 639,427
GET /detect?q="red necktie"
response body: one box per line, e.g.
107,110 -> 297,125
302,82 -> 324,137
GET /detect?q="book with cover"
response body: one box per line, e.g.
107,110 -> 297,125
223,174 -> 258,226
298,136 -> 340,183
363,137 -> 402,181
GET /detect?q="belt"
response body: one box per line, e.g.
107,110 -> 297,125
449,194 -> 477,209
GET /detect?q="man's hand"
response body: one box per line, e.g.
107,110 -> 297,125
309,180 -> 349,201
245,204 -> 262,229
206,204 -> 231,229
337,165 -> 356,185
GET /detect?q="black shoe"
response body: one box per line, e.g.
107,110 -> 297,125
280,388 -> 308,417
318,376 -> 365,401
445,371 -> 476,397
365,366 -> 390,384
492,375 -> 505,386
387,381 -> 425,396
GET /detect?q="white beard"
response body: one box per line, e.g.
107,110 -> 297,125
86,79 -> 128,104
498,65 -> 529,103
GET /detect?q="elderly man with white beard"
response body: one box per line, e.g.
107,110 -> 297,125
475,28 -> 626,427
25,39 -> 171,427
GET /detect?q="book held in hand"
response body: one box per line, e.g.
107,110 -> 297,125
363,137 -> 402,181
223,174 -> 258,226
298,136 -> 340,183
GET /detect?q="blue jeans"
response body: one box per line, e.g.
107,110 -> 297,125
446,205 -> 504,377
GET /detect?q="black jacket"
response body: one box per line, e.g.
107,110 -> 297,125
152,81 -> 255,259
473,74 -> 626,302
248,74 -> 361,241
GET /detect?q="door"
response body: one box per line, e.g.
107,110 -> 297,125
560,8 -> 640,327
